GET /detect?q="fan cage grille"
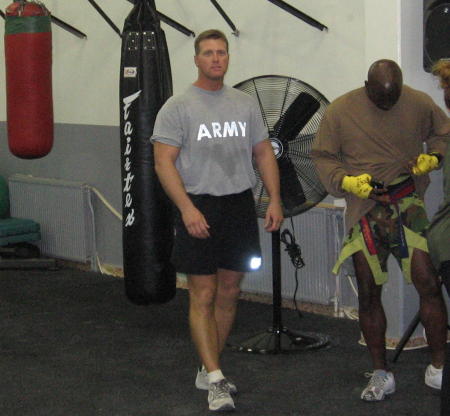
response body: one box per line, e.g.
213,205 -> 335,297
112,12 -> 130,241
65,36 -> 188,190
234,75 -> 329,218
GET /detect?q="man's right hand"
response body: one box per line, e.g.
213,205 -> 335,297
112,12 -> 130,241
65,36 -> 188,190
341,174 -> 373,199
181,205 -> 210,239
342,174 -> 390,202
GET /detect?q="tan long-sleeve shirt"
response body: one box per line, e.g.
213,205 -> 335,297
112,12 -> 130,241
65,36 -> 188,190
311,85 -> 450,233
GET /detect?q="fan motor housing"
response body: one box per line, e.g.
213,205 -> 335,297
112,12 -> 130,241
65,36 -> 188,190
270,137 -> 284,159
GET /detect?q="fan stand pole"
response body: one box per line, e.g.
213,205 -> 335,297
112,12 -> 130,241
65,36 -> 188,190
229,230 -> 330,354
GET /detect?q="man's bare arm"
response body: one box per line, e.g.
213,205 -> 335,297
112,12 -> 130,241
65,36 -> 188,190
252,139 -> 284,231
154,142 -> 210,238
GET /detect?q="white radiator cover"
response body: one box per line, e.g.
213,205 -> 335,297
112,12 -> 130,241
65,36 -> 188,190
8,174 -> 94,264
241,204 -> 344,305
6,174 -> 344,304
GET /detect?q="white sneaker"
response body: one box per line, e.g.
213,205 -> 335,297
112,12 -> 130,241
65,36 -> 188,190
361,371 -> 395,401
195,367 -> 237,394
425,364 -> 443,390
208,379 -> 235,412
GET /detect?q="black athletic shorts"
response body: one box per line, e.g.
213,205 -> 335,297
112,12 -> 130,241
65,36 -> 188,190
171,189 -> 261,275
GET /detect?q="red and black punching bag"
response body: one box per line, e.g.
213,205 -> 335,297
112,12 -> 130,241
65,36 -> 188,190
4,0 -> 53,159
119,0 -> 176,304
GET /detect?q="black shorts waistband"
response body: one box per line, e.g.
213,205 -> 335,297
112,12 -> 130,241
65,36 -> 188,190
188,189 -> 253,200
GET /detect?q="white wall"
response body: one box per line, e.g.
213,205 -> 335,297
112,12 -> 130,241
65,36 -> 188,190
400,0 -> 446,107
400,0 -> 446,216
364,0 -> 401,67
1,0 -> 367,126
1,1 -> 445,123
0,1 -> 130,126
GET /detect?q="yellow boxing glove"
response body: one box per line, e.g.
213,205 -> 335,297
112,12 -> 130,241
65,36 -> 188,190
411,153 -> 440,176
341,174 -> 373,199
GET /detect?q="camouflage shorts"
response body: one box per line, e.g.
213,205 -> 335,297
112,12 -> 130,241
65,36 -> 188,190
333,193 -> 430,285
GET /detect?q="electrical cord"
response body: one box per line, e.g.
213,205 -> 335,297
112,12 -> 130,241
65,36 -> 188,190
280,227 -> 305,269
280,218 -> 305,320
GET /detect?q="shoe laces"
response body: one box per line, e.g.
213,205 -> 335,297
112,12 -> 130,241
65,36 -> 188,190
210,379 -> 231,398
366,372 -> 389,390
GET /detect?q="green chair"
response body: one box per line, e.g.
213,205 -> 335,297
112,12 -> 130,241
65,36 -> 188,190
0,175 -> 56,269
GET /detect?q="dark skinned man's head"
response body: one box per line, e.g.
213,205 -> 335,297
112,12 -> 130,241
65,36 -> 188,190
365,59 -> 403,111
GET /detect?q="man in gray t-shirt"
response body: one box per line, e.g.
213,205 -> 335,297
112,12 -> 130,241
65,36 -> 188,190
151,29 -> 283,412
152,84 -> 267,196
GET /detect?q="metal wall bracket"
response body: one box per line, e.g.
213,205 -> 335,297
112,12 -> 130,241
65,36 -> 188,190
88,0 -> 122,38
210,0 -> 239,36
267,0 -> 328,32
50,15 -> 87,39
157,11 -> 195,37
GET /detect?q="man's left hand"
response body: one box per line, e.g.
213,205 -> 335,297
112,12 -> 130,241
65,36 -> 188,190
264,201 -> 284,232
409,153 -> 440,176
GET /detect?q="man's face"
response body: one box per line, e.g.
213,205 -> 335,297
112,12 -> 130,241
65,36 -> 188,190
365,79 -> 402,111
194,38 -> 229,81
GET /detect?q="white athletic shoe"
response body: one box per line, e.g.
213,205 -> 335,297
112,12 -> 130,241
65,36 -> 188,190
425,364 -> 443,390
208,379 -> 235,412
361,371 -> 395,402
195,366 -> 237,394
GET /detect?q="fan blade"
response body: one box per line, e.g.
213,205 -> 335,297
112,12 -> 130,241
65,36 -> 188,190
274,92 -> 320,142
278,157 -> 306,210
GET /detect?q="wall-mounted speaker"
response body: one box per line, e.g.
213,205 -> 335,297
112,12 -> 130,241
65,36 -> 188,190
423,0 -> 450,72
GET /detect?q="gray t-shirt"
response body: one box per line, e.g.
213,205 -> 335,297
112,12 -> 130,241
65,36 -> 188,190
151,84 -> 268,196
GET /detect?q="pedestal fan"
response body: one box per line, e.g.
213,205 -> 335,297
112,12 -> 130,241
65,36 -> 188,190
231,75 -> 330,353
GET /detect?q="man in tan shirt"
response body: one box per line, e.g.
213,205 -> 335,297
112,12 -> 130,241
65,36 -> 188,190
312,59 -> 449,402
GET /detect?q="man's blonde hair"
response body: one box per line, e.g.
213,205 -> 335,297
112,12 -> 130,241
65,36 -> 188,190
194,29 -> 228,55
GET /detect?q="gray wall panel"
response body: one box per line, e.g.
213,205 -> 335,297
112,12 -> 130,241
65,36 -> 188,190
0,122 -> 123,268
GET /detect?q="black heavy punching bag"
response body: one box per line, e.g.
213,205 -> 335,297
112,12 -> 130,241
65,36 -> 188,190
119,0 -> 176,304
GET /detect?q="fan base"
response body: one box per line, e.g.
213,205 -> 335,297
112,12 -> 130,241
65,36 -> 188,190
228,326 -> 329,354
